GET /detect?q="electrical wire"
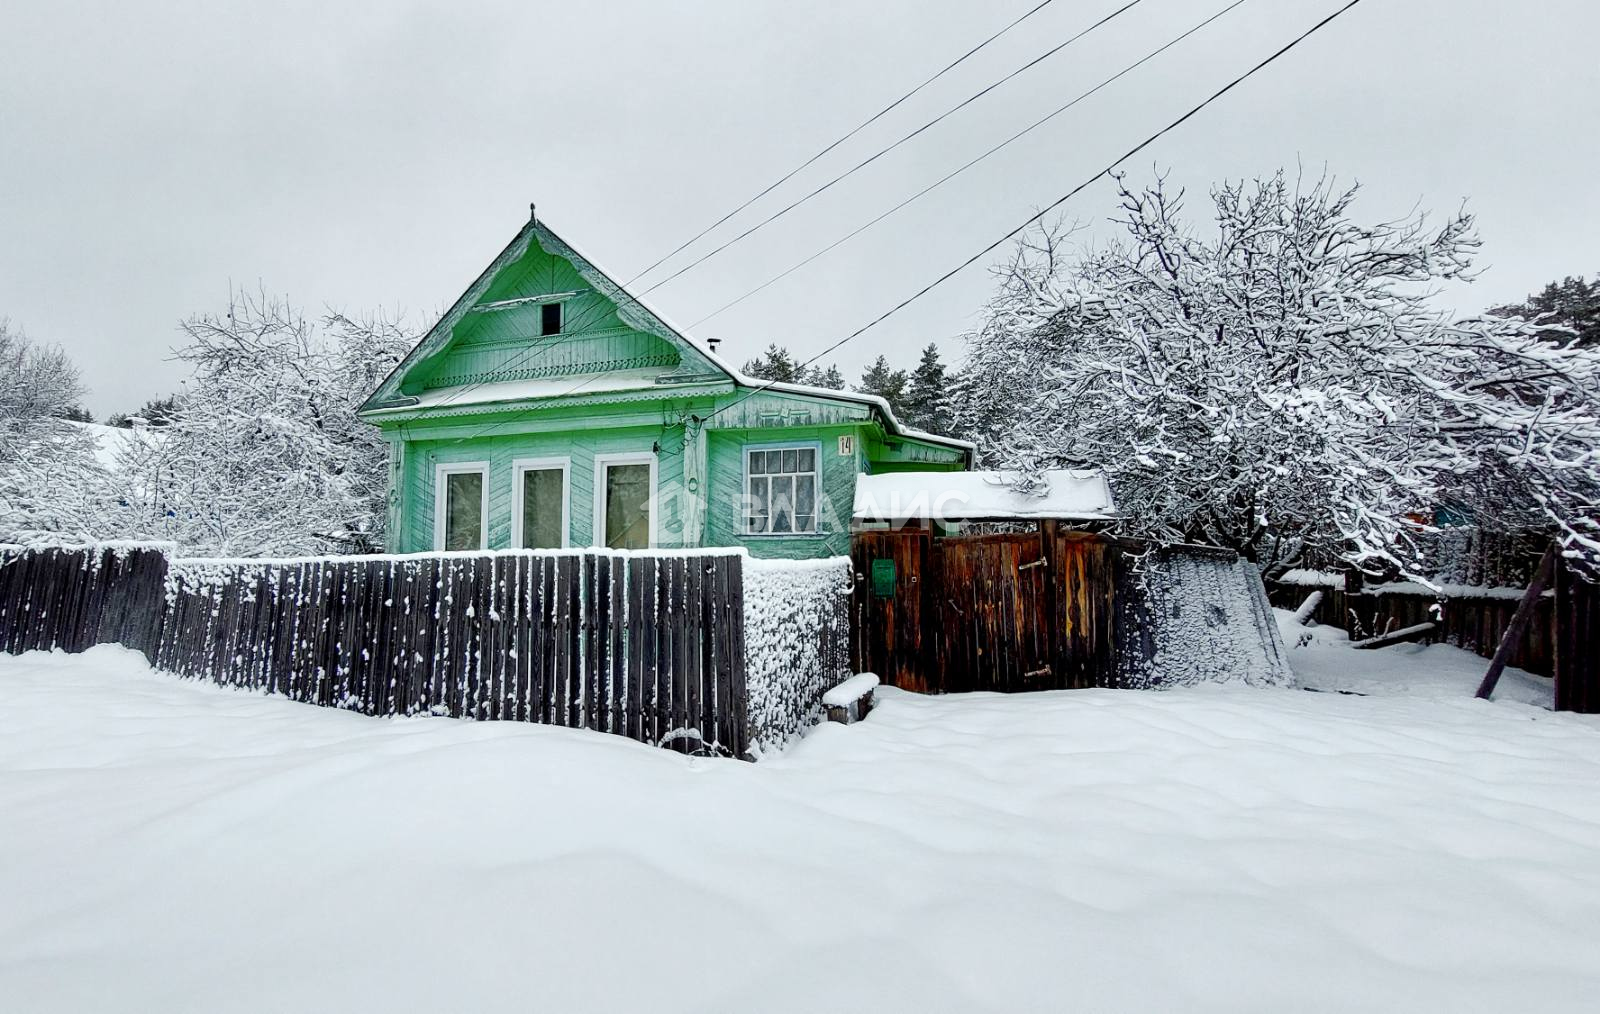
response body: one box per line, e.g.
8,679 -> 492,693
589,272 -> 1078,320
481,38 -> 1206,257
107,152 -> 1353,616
689,0 -> 1250,330
624,0 -> 1067,288
696,0 -> 1369,429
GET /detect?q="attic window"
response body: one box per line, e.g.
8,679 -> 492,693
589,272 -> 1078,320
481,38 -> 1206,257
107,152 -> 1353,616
541,301 -> 563,336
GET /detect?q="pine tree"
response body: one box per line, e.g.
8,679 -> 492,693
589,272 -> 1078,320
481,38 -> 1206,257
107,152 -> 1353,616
858,355 -> 910,419
1491,275 -> 1600,347
801,363 -> 845,389
740,344 -> 802,383
110,395 -> 180,428
903,343 -> 951,434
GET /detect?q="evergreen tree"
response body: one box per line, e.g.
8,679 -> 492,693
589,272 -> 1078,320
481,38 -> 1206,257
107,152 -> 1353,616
903,343 -> 951,434
740,343 -> 801,383
110,395 -> 180,428
857,355 -> 910,419
1491,275 -> 1600,347
802,363 -> 845,389
53,405 -> 94,423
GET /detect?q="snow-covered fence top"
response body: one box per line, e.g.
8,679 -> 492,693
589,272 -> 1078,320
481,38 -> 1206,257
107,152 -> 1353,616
742,556 -> 852,755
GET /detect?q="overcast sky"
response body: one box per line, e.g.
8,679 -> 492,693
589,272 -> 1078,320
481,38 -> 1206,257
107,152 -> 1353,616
2,0 -> 1595,418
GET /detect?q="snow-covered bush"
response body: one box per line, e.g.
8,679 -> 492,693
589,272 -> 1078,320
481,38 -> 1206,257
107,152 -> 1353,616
743,556 -> 852,754
956,172 -> 1600,578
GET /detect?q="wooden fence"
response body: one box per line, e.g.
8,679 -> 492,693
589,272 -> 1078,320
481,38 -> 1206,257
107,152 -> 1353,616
0,545 -> 820,757
1268,563 -> 1600,713
1266,579 -> 1555,675
850,526 -> 1292,694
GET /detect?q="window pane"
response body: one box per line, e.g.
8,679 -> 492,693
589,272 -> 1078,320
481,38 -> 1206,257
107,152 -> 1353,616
520,468 -> 564,549
796,474 -> 815,521
771,475 -> 794,534
781,448 -> 798,473
795,514 -> 814,533
749,451 -> 766,475
748,476 -> 769,534
444,471 -> 483,551
541,302 -> 562,336
797,447 -> 815,472
604,463 -> 651,549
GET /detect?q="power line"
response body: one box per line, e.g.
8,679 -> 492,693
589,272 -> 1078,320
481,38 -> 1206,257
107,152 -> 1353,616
631,0 -> 1145,298
624,0 -> 1066,289
420,0 -> 1141,416
698,0 -> 1369,428
689,0 -> 1250,331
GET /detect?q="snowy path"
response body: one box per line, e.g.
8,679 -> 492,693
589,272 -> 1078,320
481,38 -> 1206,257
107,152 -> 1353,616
3,644 -> 1599,1013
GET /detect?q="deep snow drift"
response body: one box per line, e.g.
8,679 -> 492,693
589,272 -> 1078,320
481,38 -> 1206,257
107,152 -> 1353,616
2,639 -> 1599,1013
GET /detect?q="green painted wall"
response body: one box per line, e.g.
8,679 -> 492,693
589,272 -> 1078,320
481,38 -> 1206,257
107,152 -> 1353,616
365,219 -> 969,560
406,242 -> 679,393
384,394 -> 965,558
400,423 -> 686,553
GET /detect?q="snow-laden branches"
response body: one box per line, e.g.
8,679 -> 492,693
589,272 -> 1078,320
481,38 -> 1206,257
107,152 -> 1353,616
1,295 -> 416,556
955,171 -> 1600,577
105,292 -> 414,557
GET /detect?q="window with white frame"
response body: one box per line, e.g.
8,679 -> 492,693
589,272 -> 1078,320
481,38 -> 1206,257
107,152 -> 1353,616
744,445 -> 818,535
512,457 -> 569,549
434,462 -> 488,551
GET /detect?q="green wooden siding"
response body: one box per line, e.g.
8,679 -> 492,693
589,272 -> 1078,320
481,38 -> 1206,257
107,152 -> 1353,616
401,424 -> 688,553
364,216 -> 972,560
410,243 -> 679,391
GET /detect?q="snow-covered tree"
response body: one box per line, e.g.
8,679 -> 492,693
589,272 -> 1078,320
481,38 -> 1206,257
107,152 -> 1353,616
956,172 -> 1600,576
107,293 -> 413,556
0,320 -> 104,541
1491,274 -> 1600,348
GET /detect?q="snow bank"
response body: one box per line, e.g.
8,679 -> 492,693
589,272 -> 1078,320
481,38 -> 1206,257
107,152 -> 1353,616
742,556 -> 852,754
1124,548 -> 1295,689
3,645 -> 1598,1013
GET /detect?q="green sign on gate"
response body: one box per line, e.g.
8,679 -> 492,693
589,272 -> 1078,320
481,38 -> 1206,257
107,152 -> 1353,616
871,558 -> 896,598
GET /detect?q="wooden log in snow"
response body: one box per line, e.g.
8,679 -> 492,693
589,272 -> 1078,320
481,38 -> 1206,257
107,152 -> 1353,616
1350,621 -> 1438,650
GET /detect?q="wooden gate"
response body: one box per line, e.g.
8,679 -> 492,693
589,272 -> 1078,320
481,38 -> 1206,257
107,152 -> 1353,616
851,523 -> 1122,693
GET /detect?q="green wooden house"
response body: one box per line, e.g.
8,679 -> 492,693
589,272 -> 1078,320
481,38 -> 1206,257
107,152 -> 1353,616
358,211 -> 971,559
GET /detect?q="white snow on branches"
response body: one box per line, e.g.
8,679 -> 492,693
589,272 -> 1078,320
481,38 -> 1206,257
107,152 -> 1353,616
956,172 -> 1600,577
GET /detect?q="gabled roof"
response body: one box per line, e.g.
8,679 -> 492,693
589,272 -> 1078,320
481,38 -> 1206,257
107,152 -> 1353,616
358,212 -> 974,456
359,214 -> 732,413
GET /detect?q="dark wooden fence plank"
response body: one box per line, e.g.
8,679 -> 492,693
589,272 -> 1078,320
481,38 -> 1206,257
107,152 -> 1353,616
0,546 -> 784,755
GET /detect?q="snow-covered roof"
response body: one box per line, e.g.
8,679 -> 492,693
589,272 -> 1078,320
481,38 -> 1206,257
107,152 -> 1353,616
360,368 -> 713,415
358,214 -> 973,456
853,469 -> 1117,523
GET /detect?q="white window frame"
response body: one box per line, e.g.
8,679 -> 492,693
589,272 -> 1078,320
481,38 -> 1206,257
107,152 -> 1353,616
743,441 -> 823,537
510,456 -> 572,549
593,451 -> 659,549
433,461 -> 490,551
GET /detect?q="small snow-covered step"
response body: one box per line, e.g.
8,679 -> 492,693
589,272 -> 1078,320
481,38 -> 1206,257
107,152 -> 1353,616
824,673 -> 880,725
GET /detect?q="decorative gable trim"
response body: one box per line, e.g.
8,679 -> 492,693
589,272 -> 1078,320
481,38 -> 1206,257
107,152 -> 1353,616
359,213 -> 735,416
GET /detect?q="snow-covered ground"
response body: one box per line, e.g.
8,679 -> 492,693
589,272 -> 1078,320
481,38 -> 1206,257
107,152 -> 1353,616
3,631 -> 1599,1013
